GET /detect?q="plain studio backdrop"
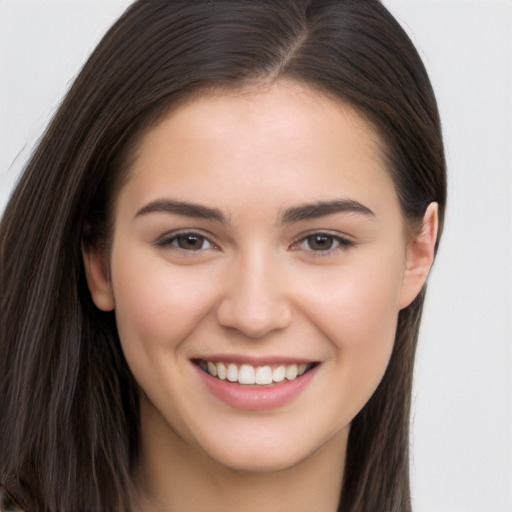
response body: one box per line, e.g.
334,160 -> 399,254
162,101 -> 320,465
1,1 -> 511,511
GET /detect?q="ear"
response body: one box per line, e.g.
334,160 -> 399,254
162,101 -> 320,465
82,244 -> 115,311
399,202 -> 439,309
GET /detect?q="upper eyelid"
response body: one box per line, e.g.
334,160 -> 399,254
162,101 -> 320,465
157,228 -> 216,240
292,229 -> 354,244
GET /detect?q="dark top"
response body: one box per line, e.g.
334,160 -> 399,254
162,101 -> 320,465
0,476 -> 30,512
0,485 -> 24,512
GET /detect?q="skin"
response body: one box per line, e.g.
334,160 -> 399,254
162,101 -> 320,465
84,80 -> 437,512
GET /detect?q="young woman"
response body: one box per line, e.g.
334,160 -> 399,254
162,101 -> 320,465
0,1 -> 446,511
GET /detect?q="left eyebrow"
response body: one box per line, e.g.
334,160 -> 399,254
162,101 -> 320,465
280,199 -> 375,224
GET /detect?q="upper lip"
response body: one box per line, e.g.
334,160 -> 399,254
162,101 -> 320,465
192,355 -> 318,365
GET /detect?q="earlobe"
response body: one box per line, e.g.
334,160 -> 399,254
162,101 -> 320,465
82,244 -> 115,311
399,202 -> 439,309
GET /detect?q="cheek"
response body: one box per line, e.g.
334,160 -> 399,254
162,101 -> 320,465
339,264 -> 402,345
295,251 -> 405,413
302,251 -> 404,342
109,246 -> 220,359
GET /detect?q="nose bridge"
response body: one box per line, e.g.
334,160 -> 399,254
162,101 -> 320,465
216,244 -> 292,339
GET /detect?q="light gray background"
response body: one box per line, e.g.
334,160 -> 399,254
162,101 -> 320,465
1,1 -> 511,511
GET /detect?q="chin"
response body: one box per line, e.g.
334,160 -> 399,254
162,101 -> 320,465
193,421 -> 350,475
206,443 -> 311,474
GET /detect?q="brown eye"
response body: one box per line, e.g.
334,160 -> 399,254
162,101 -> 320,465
306,234 -> 335,251
174,234 -> 211,250
291,232 -> 353,254
156,232 -> 214,251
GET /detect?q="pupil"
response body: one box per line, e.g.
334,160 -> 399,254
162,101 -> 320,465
308,234 -> 333,250
179,235 -> 202,249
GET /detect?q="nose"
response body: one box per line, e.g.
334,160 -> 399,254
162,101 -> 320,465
216,251 -> 293,339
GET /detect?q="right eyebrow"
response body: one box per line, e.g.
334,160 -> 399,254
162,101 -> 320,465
135,199 -> 227,224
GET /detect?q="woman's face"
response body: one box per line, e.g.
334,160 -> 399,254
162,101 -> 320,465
86,81 -> 432,473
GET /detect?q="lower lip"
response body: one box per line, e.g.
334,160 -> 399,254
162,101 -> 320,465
195,364 -> 318,411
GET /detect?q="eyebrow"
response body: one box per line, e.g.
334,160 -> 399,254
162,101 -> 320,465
135,199 -> 227,223
135,198 -> 375,224
280,199 -> 375,223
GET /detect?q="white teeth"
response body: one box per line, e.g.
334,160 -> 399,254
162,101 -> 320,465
285,364 -> 298,380
201,360 -> 313,385
238,364 -> 255,385
227,363 -> 238,382
272,365 -> 286,383
207,361 -> 217,377
217,362 -> 227,380
255,366 -> 273,385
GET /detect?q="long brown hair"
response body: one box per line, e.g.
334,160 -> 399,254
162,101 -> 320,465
0,1 -> 446,510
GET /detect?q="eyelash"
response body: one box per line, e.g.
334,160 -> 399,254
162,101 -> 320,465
156,230 -> 354,255
290,232 -> 354,255
155,231 -> 216,252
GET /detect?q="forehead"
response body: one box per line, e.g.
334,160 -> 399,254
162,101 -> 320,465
119,80 -> 399,221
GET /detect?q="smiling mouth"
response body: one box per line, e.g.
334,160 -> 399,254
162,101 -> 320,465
195,360 -> 317,386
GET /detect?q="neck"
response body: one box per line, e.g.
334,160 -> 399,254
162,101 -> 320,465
133,399 -> 348,512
